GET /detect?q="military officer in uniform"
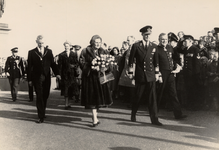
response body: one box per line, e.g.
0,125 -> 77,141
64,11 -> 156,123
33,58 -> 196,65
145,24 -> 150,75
5,47 -> 25,101
180,35 -> 200,110
128,25 -> 162,126
157,33 -> 187,119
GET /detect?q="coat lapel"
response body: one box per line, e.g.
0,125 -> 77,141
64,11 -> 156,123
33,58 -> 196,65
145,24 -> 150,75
86,46 -> 96,59
138,41 -> 146,55
42,48 -> 48,57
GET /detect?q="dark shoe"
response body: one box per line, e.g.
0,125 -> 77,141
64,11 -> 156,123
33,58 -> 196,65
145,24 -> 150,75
131,115 -> 136,122
152,120 -> 163,126
35,119 -> 44,124
151,118 -> 163,126
75,99 -> 80,103
175,115 -> 187,120
92,123 -> 99,127
65,105 -> 71,110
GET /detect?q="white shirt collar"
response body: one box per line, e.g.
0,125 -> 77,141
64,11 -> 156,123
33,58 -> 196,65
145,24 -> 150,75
142,40 -> 149,47
37,47 -> 44,54
187,45 -> 192,50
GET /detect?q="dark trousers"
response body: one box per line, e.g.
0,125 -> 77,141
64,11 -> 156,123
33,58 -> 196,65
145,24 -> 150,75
131,81 -> 158,122
8,78 -> 20,100
184,74 -> 197,108
28,84 -> 34,100
157,70 -> 182,117
33,74 -> 51,120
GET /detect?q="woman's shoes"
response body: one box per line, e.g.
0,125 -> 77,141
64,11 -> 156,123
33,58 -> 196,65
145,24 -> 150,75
92,121 -> 100,127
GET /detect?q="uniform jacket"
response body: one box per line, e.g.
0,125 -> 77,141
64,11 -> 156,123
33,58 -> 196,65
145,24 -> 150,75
27,47 -> 59,82
181,45 -> 200,76
157,44 -> 175,71
5,55 -> 24,78
129,40 -> 158,83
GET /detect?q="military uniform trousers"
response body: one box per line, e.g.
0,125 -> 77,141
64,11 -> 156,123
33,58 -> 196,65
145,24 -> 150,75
157,70 -> 182,117
131,81 -> 158,122
33,74 -> 51,120
8,78 -> 20,100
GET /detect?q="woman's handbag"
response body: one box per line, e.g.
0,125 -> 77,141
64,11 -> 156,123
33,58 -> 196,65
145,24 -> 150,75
99,71 -> 115,84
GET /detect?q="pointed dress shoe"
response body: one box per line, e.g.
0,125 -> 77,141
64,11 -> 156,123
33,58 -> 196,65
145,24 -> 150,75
35,119 -> 44,124
175,115 -> 187,120
131,115 -> 136,122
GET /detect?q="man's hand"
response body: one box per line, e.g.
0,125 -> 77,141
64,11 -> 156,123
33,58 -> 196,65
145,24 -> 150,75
155,74 -> 159,82
171,64 -> 182,74
29,81 -> 33,86
56,75 -> 61,80
213,76 -> 219,83
6,72 -> 10,77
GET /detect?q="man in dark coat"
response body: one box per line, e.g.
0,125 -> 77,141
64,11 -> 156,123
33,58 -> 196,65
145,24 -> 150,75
27,35 -> 61,123
128,25 -> 162,126
5,47 -> 24,101
179,35 -> 200,110
157,33 -> 187,119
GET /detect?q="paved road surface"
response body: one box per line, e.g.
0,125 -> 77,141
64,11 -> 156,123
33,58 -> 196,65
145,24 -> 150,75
0,90 -> 218,150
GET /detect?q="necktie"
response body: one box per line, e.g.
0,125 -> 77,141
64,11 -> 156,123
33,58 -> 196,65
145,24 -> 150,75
144,42 -> 148,51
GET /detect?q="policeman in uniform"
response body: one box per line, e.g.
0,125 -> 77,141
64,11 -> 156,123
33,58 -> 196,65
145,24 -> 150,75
5,47 -> 24,101
157,33 -> 187,119
180,35 -> 200,110
128,25 -> 162,126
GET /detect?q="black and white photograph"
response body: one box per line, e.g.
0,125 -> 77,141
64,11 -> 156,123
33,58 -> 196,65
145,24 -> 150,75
0,0 -> 219,149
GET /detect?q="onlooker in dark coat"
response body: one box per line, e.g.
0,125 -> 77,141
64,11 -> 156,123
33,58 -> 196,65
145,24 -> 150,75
58,41 -> 79,109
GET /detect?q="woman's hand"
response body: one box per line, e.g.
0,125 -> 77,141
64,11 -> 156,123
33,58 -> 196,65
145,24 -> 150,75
100,67 -> 107,72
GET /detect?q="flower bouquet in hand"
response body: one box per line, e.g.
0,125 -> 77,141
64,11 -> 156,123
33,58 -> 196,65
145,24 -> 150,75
91,54 -> 117,84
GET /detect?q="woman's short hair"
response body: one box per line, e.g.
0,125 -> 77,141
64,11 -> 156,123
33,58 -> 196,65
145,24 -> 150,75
110,47 -> 119,56
89,35 -> 102,46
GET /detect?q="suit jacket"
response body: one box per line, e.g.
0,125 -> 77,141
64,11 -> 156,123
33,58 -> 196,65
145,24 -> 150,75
5,55 -> 24,78
129,40 -> 158,83
27,47 -> 59,82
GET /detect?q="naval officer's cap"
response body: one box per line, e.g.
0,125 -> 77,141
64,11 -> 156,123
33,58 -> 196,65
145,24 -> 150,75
139,25 -> 152,34
11,47 -> 18,53
169,32 -> 178,42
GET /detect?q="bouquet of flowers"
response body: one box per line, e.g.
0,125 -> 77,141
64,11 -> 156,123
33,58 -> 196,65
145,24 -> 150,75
91,54 -> 117,84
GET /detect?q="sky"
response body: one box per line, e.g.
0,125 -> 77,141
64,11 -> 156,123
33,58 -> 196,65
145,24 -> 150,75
0,0 -> 219,58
